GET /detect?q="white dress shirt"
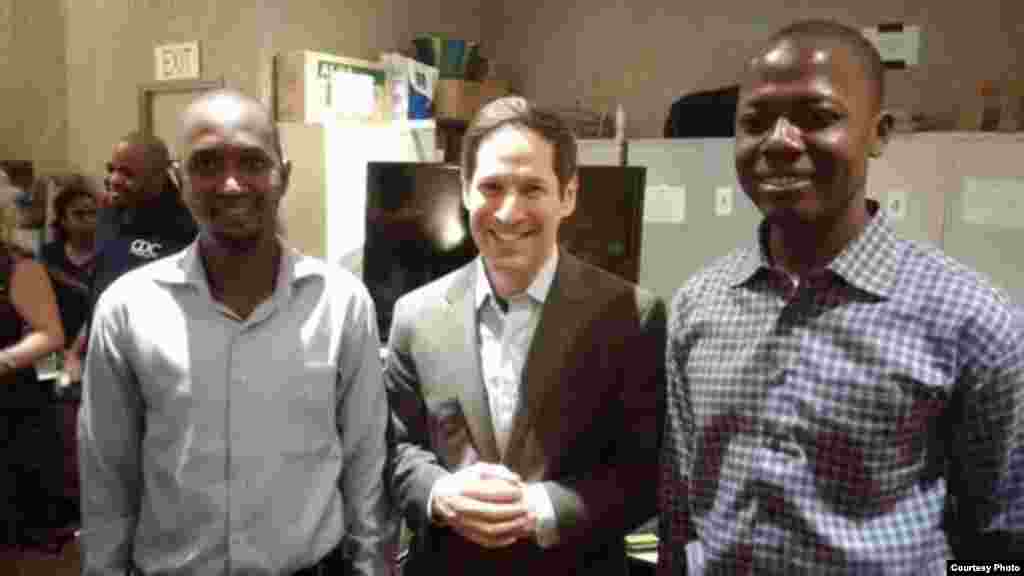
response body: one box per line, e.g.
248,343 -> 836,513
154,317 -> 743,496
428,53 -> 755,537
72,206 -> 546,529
79,242 -> 391,575
474,251 -> 560,547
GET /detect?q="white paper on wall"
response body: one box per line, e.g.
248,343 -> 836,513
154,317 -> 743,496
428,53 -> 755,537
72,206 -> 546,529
644,184 -> 686,223
962,177 -> 1024,229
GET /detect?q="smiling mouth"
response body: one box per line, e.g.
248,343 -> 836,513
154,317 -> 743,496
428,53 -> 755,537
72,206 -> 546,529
490,229 -> 532,242
758,175 -> 812,191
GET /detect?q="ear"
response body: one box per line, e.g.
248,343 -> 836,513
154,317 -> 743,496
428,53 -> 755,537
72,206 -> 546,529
461,178 -> 473,211
560,173 -> 578,218
869,110 -> 894,158
278,159 -> 292,199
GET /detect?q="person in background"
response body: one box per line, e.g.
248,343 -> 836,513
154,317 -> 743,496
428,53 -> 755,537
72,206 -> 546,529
78,89 -> 391,575
64,132 -> 198,381
0,173 -> 66,549
657,19 -> 1023,574
40,174 -> 97,376
386,96 -> 666,575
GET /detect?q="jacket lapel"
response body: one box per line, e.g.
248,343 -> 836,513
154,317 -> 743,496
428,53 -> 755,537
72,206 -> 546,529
503,251 -> 585,472
444,263 -> 501,464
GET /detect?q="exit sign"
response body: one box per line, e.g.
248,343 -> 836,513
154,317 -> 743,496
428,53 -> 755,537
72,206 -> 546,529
155,41 -> 200,81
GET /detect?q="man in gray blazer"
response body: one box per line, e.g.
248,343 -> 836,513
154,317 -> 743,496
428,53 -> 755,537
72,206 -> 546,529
386,96 -> 666,575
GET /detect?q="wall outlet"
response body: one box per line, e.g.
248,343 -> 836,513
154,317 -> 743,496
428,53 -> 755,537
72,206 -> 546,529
715,186 -> 733,216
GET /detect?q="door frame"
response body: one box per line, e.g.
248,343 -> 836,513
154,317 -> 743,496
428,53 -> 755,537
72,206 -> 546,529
137,78 -> 226,139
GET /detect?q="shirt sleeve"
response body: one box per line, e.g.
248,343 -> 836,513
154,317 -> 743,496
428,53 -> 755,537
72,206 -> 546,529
78,291 -> 142,575
947,302 -> 1024,562
337,286 -> 395,576
526,482 -> 560,548
657,290 -> 692,576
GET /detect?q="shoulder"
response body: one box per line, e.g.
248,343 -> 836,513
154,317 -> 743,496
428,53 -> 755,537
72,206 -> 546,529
95,251 -> 181,311
9,255 -> 49,286
893,238 -> 1021,361
564,252 -> 660,308
295,252 -> 375,308
669,246 -> 751,317
393,261 -> 472,318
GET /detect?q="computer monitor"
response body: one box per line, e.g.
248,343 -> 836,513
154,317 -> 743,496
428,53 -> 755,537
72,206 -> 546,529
364,162 -> 476,340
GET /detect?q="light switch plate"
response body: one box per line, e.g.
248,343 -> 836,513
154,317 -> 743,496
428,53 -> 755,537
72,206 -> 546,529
886,189 -> 907,221
715,186 -> 733,216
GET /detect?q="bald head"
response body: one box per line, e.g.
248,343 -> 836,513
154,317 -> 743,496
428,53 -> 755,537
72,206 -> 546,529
181,90 -> 283,162
748,20 -> 885,112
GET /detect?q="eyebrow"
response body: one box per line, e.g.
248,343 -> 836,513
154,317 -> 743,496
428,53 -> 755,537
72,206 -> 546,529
741,95 -> 842,109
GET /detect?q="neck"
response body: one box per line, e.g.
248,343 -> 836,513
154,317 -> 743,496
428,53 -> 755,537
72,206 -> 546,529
199,235 -> 281,316
768,202 -> 869,277
66,233 -> 94,253
483,247 -> 554,299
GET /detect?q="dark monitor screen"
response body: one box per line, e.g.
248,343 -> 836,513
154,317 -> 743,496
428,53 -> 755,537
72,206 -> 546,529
364,162 -> 477,340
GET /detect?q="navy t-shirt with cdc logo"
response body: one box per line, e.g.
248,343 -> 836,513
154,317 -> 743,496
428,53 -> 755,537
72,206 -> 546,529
89,192 -> 198,316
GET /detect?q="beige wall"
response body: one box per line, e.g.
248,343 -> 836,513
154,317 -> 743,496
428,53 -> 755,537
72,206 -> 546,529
4,2 -> 1019,175
487,0 -> 1024,136
65,0 -> 485,178
0,0 -> 68,173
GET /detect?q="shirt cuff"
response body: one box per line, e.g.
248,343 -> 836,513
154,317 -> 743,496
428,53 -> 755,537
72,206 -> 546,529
525,482 -> 559,548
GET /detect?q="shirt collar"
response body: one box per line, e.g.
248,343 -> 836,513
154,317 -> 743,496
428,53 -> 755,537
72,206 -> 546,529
475,249 -> 559,310
730,199 -> 900,298
153,239 -> 321,301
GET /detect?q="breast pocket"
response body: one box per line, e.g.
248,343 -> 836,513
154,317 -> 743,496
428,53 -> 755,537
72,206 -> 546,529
425,397 -> 478,470
279,362 -> 338,455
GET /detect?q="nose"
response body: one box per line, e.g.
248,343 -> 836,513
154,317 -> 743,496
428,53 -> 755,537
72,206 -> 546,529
109,171 -> 126,188
219,172 -> 245,195
494,191 -> 523,224
765,117 -> 804,151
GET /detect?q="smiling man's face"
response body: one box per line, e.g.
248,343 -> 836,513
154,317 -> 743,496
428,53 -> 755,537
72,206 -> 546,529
463,124 -> 576,298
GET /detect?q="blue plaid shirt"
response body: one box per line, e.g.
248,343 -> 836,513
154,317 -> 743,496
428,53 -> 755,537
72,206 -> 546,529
658,202 -> 1024,575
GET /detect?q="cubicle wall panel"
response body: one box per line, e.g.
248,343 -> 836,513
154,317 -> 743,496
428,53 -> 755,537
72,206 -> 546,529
941,133 -> 1024,305
578,139 -> 623,167
865,133 -> 948,248
629,139 -> 761,304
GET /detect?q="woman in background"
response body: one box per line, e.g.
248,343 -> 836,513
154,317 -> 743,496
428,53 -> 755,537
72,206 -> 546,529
40,174 -> 97,372
0,170 -> 66,549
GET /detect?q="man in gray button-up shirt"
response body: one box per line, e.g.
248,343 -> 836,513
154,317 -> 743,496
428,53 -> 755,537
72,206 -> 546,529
78,89 -> 392,575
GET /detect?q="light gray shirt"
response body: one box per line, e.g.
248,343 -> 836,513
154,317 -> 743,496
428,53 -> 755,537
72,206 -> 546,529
474,252 -> 560,547
78,241 -> 391,576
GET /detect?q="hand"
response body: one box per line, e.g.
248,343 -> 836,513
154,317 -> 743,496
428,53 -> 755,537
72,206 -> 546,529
432,462 -> 535,548
63,349 -> 82,382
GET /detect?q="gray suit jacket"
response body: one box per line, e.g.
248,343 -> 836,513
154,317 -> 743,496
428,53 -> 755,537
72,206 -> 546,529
385,251 -> 666,575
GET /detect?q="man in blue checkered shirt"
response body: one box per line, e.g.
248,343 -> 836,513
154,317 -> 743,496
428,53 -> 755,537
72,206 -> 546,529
657,19 -> 1023,574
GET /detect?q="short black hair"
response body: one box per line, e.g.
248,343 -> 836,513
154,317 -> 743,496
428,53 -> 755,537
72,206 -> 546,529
50,174 -> 96,243
461,96 -> 578,196
118,131 -> 172,176
765,19 -> 885,111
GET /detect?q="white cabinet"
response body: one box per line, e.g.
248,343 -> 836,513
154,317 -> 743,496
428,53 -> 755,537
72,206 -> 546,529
278,120 -> 438,274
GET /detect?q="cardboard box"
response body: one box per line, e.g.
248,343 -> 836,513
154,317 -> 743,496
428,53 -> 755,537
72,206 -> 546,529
1002,80 -> 1024,132
957,79 -> 1024,132
434,78 -> 510,121
275,50 -> 390,124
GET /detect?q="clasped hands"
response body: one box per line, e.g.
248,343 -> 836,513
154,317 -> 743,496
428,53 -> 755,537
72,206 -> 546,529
431,462 -> 537,549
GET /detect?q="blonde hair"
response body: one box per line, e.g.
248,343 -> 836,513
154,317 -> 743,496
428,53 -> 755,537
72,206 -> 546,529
0,169 -> 18,246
